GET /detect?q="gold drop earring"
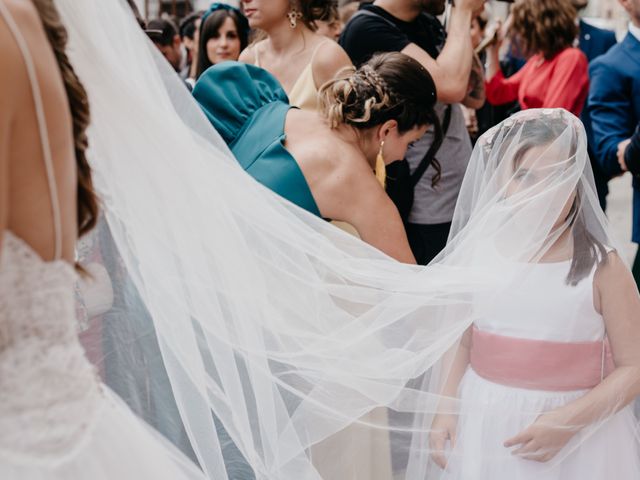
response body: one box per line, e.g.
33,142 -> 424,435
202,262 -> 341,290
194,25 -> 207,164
287,9 -> 302,28
375,141 -> 386,187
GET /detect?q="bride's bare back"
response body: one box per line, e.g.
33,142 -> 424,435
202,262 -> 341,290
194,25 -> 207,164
0,0 -> 77,263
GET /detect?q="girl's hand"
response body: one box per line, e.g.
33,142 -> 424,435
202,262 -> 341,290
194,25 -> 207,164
429,413 -> 458,469
504,409 -> 578,463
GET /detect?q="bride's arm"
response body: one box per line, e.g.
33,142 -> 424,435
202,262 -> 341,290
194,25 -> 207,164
505,252 -> 640,462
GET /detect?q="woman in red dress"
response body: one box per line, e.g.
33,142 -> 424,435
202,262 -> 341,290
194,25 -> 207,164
485,0 -> 588,116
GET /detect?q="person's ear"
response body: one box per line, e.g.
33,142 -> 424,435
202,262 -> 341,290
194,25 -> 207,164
377,119 -> 398,143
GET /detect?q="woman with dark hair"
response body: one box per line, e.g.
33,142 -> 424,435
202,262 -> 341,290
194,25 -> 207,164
194,52 -> 439,263
194,3 -> 249,79
239,0 -> 352,111
485,0 -> 589,116
0,1 -> 206,478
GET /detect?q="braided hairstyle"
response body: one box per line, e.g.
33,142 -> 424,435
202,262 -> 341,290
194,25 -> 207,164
319,52 -> 441,185
30,0 -> 98,238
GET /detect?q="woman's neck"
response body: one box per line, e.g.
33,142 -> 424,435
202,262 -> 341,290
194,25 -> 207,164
333,124 -> 377,169
264,21 -> 311,55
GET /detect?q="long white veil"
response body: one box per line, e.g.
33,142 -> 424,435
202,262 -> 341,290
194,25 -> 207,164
59,1 -> 640,478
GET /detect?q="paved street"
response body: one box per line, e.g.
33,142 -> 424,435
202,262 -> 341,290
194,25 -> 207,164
607,174 -> 636,265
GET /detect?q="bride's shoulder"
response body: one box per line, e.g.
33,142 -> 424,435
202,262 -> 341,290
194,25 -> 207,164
0,1 -> 37,112
1,0 -> 42,36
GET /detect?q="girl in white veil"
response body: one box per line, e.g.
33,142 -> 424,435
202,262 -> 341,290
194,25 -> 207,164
426,109 -> 640,479
45,0 -> 640,479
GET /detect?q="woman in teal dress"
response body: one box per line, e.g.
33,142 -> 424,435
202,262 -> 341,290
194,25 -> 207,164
193,52 -> 438,263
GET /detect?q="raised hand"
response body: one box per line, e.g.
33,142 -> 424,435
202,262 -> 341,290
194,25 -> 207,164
456,0 -> 487,14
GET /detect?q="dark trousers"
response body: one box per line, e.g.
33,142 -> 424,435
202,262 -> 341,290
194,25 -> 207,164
405,222 -> 452,266
589,149 -> 609,212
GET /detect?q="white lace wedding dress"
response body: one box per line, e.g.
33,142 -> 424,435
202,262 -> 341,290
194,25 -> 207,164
0,2 -> 206,478
0,232 -> 207,479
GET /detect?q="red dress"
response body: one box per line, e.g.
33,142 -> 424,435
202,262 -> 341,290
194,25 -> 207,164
485,47 -> 589,116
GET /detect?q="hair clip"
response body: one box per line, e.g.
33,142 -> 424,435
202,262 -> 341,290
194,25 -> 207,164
201,2 -> 249,34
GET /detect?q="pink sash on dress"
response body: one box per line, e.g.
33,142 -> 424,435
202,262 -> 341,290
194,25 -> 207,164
470,326 -> 615,391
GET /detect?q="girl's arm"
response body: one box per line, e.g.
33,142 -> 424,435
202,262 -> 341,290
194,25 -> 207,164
556,253 -> 640,426
436,327 -> 473,398
430,326 -> 472,469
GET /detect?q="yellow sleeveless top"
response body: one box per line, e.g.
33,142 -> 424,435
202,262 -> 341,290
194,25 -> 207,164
254,41 -> 328,111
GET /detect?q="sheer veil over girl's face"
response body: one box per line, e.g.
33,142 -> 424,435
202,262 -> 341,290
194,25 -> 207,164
57,1 -> 635,478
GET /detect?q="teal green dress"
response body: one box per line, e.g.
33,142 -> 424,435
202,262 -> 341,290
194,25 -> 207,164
193,62 -> 321,217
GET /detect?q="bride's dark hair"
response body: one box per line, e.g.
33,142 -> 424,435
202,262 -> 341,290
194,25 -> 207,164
31,0 -> 98,238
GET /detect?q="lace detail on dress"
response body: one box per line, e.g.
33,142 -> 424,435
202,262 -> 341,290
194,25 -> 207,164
0,232 -> 102,465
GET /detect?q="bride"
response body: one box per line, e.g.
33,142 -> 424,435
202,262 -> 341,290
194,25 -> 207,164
2,0 -> 639,479
0,0 -> 206,478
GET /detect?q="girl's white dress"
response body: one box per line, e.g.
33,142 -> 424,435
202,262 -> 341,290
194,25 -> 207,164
443,261 -> 640,479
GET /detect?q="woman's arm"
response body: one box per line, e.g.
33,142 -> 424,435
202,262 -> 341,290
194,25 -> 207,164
401,1 -> 482,103
316,155 -> 416,263
484,44 -> 526,106
462,52 -> 486,110
345,177 -> 416,264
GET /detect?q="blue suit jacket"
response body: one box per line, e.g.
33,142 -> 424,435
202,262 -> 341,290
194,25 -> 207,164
589,32 -> 640,242
578,20 -> 617,208
579,20 -> 617,63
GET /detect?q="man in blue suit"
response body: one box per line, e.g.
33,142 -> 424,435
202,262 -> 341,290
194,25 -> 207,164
574,0 -> 617,211
589,0 -> 640,285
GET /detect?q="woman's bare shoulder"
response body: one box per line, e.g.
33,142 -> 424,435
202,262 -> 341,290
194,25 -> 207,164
239,44 -> 256,64
239,39 -> 268,64
311,38 -> 353,87
0,0 -> 38,115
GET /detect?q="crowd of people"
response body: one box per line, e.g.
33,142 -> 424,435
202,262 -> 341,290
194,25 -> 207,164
142,0 -> 640,278
2,0 -> 640,479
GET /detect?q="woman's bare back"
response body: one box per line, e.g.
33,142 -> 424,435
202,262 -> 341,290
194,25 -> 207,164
1,0 -> 77,263
283,109 -> 415,263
